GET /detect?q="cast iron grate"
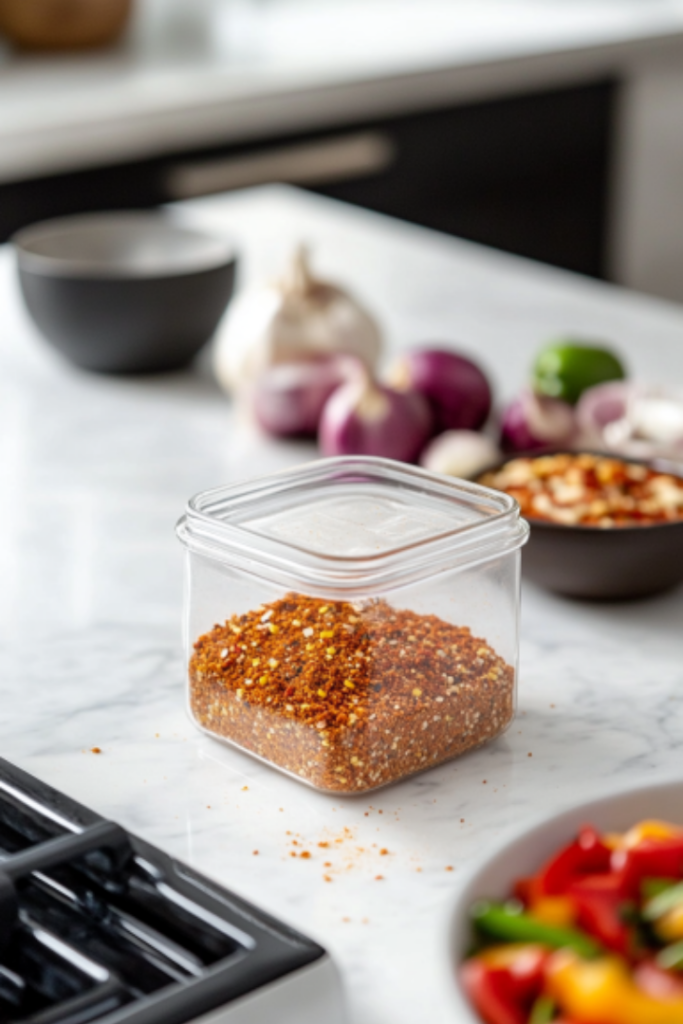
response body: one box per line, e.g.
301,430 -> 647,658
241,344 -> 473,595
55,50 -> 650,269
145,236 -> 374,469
0,759 -> 323,1024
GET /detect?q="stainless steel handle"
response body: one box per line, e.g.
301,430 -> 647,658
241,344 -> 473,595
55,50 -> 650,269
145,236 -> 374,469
165,131 -> 396,199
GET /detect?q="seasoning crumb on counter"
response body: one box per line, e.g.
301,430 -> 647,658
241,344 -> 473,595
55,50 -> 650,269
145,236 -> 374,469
188,593 -> 515,793
90,747 -> 102,754
479,452 -> 683,527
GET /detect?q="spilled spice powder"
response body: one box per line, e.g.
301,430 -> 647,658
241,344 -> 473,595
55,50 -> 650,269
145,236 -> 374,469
189,593 -> 514,793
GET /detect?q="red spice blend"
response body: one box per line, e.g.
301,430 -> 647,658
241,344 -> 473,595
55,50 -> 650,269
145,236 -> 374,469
189,593 -> 515,792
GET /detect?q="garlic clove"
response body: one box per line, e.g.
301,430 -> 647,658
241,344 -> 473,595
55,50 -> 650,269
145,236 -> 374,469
419,430 -> 501,479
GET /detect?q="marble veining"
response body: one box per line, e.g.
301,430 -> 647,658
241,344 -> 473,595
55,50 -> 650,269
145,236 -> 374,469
0,186 -> 682,1024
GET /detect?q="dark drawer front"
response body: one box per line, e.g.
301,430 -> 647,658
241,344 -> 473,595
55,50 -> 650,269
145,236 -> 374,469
0,80 -> 615,278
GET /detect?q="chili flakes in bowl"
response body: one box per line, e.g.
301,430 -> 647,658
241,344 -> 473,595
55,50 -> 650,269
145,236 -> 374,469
478,453 -> 683,528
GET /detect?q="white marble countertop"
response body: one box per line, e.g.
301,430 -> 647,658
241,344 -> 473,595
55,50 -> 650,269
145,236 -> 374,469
1,185 -> 682,1023
3,0 -> 683,182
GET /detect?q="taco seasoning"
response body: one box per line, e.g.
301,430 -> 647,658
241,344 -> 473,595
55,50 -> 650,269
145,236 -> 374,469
177,457 -> 528,792
189,593 -> 515,793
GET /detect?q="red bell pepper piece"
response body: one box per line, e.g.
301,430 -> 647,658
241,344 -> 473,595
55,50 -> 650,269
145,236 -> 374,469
460,947 -> 548,1024
460,960 -> 526,1024
534,826 -> 612,897
612,837 -> 683,898
571,892 -> 631,957
565,872 -> 634,957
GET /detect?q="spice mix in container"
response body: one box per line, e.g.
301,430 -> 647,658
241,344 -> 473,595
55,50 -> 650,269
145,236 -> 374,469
176,456 -> 529,793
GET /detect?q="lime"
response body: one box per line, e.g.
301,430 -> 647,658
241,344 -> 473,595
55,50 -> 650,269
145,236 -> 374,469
532,342 -> 626,405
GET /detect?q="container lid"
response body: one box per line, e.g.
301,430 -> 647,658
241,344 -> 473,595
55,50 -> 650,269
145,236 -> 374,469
176,456 -> 529,593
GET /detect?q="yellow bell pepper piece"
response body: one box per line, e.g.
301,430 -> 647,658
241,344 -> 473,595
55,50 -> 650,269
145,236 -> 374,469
547,951 -> 683,1024
656,904 -> 683,943
529,896 -> 577,928
604,820 -> 683,852
477,943 -> 547,969
621,821 -> 683,849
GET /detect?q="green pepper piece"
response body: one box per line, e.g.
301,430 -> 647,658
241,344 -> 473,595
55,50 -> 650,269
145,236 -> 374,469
532,342 -> 626,405
528,995 -> 557,1024
471,900 -> 601,958
641,877 -> 679,901
643,881 -> 683,922
656,940 -> 683,972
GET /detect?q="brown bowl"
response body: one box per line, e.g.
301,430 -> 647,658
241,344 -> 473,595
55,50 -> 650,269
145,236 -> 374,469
476,452 -> 683,600
0,0 -> 132,51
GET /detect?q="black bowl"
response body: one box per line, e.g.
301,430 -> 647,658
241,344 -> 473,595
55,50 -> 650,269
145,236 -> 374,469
477,452 -> 683,600
13,212 -> 237,373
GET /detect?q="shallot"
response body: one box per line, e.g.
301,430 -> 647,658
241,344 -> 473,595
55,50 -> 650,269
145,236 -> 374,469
420,430 -> 501,479
319,371 -> 432,463
252,356 -> 353,437
214,246 -> 382,394
500,390 -> 576,452
390,347 -> 492,432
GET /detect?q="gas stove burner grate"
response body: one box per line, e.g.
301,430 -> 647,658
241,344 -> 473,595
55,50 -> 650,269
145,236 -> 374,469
0,760 -> 327,1024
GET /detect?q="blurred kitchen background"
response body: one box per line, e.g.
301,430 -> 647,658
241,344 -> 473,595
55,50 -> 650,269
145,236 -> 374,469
2,0 -> 683,302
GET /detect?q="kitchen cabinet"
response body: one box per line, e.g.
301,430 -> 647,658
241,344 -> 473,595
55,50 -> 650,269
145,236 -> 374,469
2,1 -> 683,296
0,81 -> 613,277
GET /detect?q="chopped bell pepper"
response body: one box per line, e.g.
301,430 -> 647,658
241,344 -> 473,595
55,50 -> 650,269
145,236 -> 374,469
546,950 -> 683,1024
535,827 -> 612,898
641,879 -> 678,901
643,882 -> 683,924
612,837 -> 683,899
528,897 -> 577,928
566,874 -> 635,957
653,905 -> 683,944
621,822 -> 683,851
460,944 -> 548,1024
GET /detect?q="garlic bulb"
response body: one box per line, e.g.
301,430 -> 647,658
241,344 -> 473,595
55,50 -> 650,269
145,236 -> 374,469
214,246 -> 382,394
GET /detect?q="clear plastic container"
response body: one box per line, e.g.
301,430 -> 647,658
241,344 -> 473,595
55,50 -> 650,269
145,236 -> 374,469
176,456 -> 529,793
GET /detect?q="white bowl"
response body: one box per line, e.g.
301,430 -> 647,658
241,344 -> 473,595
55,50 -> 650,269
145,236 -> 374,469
446,779 -> 683,1023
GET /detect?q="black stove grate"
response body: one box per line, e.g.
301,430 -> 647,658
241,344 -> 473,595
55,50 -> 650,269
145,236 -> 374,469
0,760 -> 323,1024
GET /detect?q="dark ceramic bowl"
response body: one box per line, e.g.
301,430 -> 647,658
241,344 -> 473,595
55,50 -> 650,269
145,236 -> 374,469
477,452 -> 683,600
14,212 -> 237,373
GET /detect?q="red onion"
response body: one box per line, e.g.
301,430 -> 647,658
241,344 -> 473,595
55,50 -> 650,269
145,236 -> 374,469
420,430 -> 501,479
319,372 -> 433,462
252,356 -> 353,437
390,347 -> 492,432
500,390 -> 576,453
